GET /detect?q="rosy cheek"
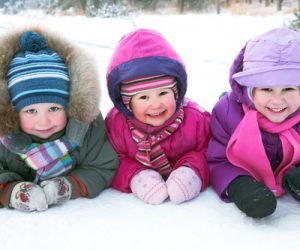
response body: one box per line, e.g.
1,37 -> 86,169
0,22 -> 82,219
132,109 -> 146,121
58,113 -> 67,126
19,118 -> 32,132
165,99 -> 176,113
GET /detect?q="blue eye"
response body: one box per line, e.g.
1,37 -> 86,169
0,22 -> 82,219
49,106 -> 60,112
25,109 -> 37,114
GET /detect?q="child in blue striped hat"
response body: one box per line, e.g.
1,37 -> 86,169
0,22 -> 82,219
0,28 -> 118,212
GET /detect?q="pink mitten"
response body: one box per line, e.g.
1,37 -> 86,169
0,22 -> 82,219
166,166 -> 202,204
130,169 -> 168,205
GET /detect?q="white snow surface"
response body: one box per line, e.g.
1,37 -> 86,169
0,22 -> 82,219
0,11 -> 299,250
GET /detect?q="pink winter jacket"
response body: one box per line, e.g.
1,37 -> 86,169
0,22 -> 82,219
105,98 -> 211,193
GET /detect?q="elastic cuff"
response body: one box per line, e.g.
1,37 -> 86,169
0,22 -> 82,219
66,175 -> 88,199
0,182 -> 20,208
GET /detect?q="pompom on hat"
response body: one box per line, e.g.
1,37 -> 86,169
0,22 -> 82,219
120,75 -> 178,111
7,31 -> 70,112
233,28 -> 300,88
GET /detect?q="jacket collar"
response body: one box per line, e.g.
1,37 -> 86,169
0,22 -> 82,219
3,117 -> 89,154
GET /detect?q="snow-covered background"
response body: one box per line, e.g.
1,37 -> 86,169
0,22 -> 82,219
0,10 -> 299,250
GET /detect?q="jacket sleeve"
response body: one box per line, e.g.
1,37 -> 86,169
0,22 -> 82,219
0,146 -> 28,207
207,95 -> 249,201
105,108 -> 147,193
68,113 -> 119,199
173,108 -> 211,191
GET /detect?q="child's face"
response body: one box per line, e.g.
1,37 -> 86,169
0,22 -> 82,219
252,86 -> 300,123
19,103 -> 67,139
130,88 -> 176,126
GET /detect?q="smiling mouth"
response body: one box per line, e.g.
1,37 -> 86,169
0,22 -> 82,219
268,107 -> 286,113
37,128 -> 53,133
147,110 -> 166,117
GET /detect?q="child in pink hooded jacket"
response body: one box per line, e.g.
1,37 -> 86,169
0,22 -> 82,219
105,28 -> 211,205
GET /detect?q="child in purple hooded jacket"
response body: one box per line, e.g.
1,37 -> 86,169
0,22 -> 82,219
207,28 -> 300,218
105,29 -> 211,205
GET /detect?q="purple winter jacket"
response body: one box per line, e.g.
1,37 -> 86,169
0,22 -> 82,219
207,45 -> 300,201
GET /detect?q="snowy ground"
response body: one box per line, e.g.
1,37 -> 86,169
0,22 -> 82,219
0,11 -> 300,250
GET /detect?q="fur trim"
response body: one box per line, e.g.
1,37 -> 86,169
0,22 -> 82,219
0,25 -> 100,136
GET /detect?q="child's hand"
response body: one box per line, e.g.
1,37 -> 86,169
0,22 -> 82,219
282,167 -> 300,201
166,166 -> 202,204
10,182 -> 48,212
227,176 -> 276,218
40,177 -> 72,206
130,170 -> 168,205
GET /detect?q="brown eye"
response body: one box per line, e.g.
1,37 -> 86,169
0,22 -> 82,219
261,88 -> 272,92
139,95 -> 148,100
159,91 -> 169,96
283,88 -> 296,91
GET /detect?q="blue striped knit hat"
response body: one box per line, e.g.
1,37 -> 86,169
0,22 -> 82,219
7,31 -> 69,112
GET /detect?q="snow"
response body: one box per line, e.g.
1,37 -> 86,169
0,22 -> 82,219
0,11 -> 299,250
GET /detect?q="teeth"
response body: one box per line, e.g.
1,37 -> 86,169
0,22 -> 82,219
269,107 -> 285,112
148,111 -> 164,116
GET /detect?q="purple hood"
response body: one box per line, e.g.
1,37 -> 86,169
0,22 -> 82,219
228,44 -> 251,106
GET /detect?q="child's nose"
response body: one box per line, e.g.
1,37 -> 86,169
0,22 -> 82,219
37,113 -> 50,125
271,92 -> 284,102
149,97 -> 161,109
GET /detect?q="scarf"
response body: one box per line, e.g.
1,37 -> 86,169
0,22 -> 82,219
226,105 -> 300,197
128,106 -> 184,176
1,136 -> 76,183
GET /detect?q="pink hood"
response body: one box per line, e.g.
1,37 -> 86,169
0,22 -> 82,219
106,28 -> 187,116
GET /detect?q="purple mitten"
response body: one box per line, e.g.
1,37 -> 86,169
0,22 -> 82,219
166,166 -> 202,204
10,182 -> 48,212
130,169 -> 168,205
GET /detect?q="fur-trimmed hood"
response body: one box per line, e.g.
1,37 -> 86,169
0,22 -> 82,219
0,25 -> 100,136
